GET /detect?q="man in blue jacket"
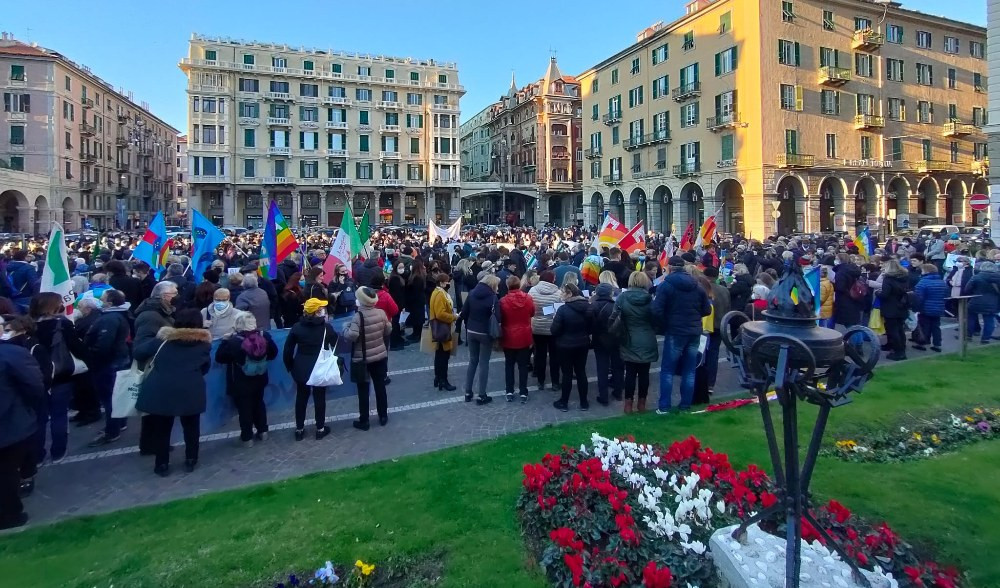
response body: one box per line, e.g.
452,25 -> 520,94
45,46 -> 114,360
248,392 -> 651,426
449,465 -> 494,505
0,340 -> 46,529
652,256 -> 711,413
6,250 -> 39,313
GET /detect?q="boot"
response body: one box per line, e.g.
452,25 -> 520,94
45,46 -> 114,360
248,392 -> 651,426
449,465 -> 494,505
624,399 -> 634,414
636,398 -> 647,413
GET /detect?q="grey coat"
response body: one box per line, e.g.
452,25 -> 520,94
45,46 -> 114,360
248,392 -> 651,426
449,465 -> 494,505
344,305 -> 392,363
236,286 -> 271,332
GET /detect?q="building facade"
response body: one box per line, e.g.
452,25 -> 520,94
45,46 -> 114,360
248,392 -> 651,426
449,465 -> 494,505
175,135 -> 188,224
580,0 -> 988,239
0,33 -> 178,234
462,59 -> 583,226
180,34 -> 464,229
459,104 -> 492,182
987,0 -> 1000,237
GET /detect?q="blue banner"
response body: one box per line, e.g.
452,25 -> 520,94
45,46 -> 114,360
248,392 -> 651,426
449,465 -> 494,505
191,209 -> 226,283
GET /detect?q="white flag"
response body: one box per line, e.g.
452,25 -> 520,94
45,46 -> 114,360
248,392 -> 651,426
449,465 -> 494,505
443,218 -> 462,240
322,228 -> 353,279
40,222 -> 74,315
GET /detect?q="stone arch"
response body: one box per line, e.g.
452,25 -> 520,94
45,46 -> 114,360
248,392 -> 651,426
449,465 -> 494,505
653,185 -> 672,233
629,186 -> 647,225
971,178 -> 989,225
886,176 -> 911,231
775,175 -> 805,235
818,176 -> 846,232
0,189 -> 29,233
944,178 -> 967,225
714,179 -> 744,236
680,182 -> 705,228
853,175 -> 879,230
61,196 -> 79,230
609,189 -> 625,221
590,191 -> 605,211
917,176 -> 940,222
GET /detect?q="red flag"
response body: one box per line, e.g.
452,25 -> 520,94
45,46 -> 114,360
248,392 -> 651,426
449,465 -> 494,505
618,221 -> 646,255
678,219 -> 696,251
657,250 -> 667,268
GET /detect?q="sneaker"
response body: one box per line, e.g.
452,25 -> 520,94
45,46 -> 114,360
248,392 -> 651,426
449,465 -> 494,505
506,393 -> 515,402
476,395 -> 493,406
519,393 -> 528,404
0,512 -> 29,531
886,353 -> 907,361
255,431 -> 269,442
352,420 -> 370,431
119,424 -> 128,432
553,401 -> 569,412
88,433 -> 120,447
18,479 -> 34,498
315,426 -> 331,440
655,409 -> 672,415
294,429 -> 305,442
931,346 -> 942,352
154,464 -> 170,478
580,403 -> 590,412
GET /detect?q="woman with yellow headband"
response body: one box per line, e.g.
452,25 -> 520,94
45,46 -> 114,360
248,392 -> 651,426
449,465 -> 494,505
282,297 -> 337,441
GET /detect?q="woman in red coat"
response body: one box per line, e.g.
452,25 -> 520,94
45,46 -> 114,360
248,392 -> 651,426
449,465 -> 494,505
499,275 -> 536,403
370,272 -> 399,385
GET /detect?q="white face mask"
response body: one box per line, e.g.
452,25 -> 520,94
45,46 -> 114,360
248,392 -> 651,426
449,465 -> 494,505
0,332 -> 13,341
397,267 -> 405,274
317,309 -> 328,318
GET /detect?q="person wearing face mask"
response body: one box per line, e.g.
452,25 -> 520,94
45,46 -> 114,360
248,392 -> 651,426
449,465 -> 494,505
282,298 -> 336,441
327,264 -> 358,318
134,281 -> 178,353
0,316 -> 45,530
202,288 -> 241,340
428,272 -> 458,391
945,256 -> 973,316
84,290 -> 132,447
387,261 -> 408,351
280,272 -> 306,328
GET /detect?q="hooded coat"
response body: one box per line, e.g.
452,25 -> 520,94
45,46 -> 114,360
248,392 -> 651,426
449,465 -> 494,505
202,302 -> 242,340
134,327 -> 212,417
965,269 -> 1000,315
833,262 -> 865,327
652,270 -> 712,336
499,289 -> 536,349
0,342 -> 46,449
528,280 -> 562,335
617,288 -> 659,363
550,296 -> 592,349
460,282 -> 500,336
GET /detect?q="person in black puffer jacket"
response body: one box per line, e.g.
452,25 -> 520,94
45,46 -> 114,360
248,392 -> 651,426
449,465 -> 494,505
0,337 -> 45,530
728,265 -> 754,313
388,259 -> 408,350
459,275 -> 501,405
589,282 -> 622,406
84,290 -> 133,447
878,260 -> 912,361
551,283 -> 593,412
215,313 -> 278,445
283,297 -> 337,441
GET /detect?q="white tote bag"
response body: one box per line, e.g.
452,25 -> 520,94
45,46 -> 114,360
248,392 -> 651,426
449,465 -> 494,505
307,328 -> 343,387
111,361 -> 143,418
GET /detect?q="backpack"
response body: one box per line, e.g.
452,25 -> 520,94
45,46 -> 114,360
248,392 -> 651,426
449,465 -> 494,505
49,320 -> 75,380
239,331 -> 269,377
849,276 -> 869,301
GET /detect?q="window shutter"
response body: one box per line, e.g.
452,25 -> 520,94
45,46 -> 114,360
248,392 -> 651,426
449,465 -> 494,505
732,89 -> 738,112
732,47 -> 738,69
794,86 -> 803,111
269,130 -> 275,147
299,132 -> 305,149
694,62 -> 699,80
693,101 -> 700,121
629,90 -> 634,108
834,91 -> 840,114
299,160 -> 305,177
794,42 -> 801,66
639,86 -> 643,103
778,40 -> 783,62
715,53 -> 721,76
715,94 -> 722,118
680,68 -> 687,88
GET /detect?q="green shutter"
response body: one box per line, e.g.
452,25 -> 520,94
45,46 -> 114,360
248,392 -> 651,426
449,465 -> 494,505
778,40 -> 783,62
715,94 -> 722,117
693,63 -> 699,81
721,134 -> 734,160
299,160 -> 305,176
359,135 -> 369,152
332,63 -> 342,73
794,42 -> 801,66
269,130 -> 275,147
715,53 -> 721,76
732,47 -> 737,69
299,132 -> 305,149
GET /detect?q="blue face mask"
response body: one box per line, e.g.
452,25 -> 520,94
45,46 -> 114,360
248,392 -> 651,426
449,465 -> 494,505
213,301 -> 229,312
299,279 -> 306,287
638,256 -> 646,262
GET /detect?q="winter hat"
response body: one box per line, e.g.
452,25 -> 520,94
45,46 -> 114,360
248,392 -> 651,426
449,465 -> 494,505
703,266 -> 720,278
356,286 -> 379,307
668,256 -> 686,268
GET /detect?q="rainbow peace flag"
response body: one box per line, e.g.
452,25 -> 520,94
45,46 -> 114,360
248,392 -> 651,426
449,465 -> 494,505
270,200 -> 298,262
580,254 -> 604,285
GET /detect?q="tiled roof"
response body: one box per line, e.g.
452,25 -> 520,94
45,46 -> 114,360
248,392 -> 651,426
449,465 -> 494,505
0,43 -> 53,58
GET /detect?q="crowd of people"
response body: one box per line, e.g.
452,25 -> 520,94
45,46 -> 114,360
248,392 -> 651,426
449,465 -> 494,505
1,222 -> 999,530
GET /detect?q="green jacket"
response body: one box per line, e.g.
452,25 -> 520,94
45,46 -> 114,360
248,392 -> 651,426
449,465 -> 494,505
617,289 -> 659,364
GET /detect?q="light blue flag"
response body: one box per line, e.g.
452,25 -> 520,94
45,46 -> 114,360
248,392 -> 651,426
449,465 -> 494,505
191,209 -> 226,283
804,266 -> 822,317
132,211 -> 167,269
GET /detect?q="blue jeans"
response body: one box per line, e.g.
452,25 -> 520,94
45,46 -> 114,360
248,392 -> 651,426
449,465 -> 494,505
92,366 -> 125,438
593,344 -> 623,401
465,332 -> 493,397
658,334 -> 701,411
969,313 -> 996,342
34,382 -> 72,463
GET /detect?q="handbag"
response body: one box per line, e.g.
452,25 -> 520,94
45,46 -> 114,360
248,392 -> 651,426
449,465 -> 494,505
488,299 -> 501,339
430,318 -> 451,343
48,320 -> 75,380
111,342 -> 165,418
307,326 -> 343,387
350,310 -> 370,384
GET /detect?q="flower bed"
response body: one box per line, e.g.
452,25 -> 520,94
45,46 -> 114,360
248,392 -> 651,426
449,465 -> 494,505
269,554 -> 442,588
827,408 -> 998,463
518,434 -> 963,587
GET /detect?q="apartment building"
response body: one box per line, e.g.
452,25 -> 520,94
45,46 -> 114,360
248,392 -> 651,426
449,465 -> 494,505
180,34 -> 464,228
987,0 -> 1000,237
175,135 -> 188,223
459,104 -> 492,182
579,0 -> 988,239
0,34 -> 178,234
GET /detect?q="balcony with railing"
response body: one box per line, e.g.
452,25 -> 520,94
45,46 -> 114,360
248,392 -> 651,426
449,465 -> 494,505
376,100 -> 402,110
671,81 -> 701,102
116,161 -> 130,172
602,173 -> 623,186
323,96 -> 352,106
142,165 -> 154,176
376,178 -> 405,187
852,29 -> 884,51
817,66 -> 851,86
262,176 -> 290,185
325,149 -> 349,158
853,114 -> 885,130
142,188 -> 154,198
706,112 -> 741,132
267,117 -> 291,126
263,91 -> 293,101
380,124 -> 401,133
673,162 -> 702,177
79,123 -> 96,136
915,159 -> 948,173
325,120 -> 348,130
942,121 -> 976,137
523,135 -> 537,145
267,146 -> 291,156
78,180 -> 96,191
431,103 -> 456,111
80,152 -> 97,164
379,151 -> 401,160
584,147 -> 602,159
238,116 -> 260,126
323,177 -> 352,186
602,110 -> 622,125
551,150 -> 572,160
81,97 -> 94,109
189,174 -> 230,183
776,153 -> 815,168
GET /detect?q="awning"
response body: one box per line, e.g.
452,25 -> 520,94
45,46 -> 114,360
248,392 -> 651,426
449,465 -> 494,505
379,208 -> 393,215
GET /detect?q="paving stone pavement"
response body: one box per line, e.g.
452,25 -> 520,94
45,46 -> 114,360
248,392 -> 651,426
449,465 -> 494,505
21,322 -> 965,527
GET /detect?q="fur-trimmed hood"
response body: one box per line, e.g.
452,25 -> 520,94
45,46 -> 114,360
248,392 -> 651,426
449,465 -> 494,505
156,326 -> 213,344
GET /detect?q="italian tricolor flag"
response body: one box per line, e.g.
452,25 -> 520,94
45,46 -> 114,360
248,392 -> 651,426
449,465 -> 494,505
40,222 -> 75,315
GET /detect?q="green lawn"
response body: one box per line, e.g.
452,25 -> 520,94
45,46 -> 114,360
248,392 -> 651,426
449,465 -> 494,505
2,349 -> 999,588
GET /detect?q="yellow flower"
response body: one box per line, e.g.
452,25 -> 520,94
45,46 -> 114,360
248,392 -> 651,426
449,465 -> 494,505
965,416 -> 975,423
355,560 -> 375,577
931,434 -> 940,444
913,433 -> 922,442
836,440 -> 857,450
974,408 -> 984,415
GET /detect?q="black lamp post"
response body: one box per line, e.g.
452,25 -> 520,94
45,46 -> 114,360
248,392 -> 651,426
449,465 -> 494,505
721,263 -> 881,588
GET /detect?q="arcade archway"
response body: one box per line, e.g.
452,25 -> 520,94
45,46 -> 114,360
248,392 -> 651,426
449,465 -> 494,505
630,187 -> 647,225
854,176 -> 879,230
886,176 -> 910,233
818,177 -> 844,233
917,177 -> 939,223
0,190 -> 27,233
609,190 -> 625,221
654,185 -> 672,234
775,176 -> 805,235
680,182 -> 704,229
944,179 -> 966,225
715,179 -> 744,235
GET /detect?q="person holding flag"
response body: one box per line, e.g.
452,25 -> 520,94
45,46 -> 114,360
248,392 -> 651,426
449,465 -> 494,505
190,210 -> 226,284
39,223 -> 75,315
132,212 -> 169,276
617,221 -> 646,256
596,214 -> 627,250
677,219 -> 696,252
258,201 -> 299,281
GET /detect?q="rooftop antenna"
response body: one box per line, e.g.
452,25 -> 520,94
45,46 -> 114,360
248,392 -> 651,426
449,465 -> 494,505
25,27 -> 32,43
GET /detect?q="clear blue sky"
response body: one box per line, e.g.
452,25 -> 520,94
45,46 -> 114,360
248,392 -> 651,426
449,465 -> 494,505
5,0 -> 985,132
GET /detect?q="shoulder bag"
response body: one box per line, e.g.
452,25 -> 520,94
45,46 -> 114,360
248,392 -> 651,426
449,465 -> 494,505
488,298 -> 502,339
307,325 -> 343,387
111,341 -> 165,418
350,310 -> 370,384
